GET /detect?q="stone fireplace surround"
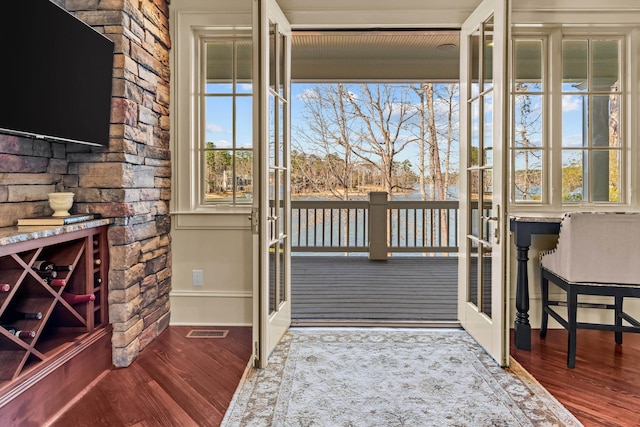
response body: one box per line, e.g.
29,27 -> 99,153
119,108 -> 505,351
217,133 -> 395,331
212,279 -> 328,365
0,0 -> 172,367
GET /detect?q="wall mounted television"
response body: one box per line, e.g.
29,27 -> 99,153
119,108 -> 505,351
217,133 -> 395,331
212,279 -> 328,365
0,0 -> 115,147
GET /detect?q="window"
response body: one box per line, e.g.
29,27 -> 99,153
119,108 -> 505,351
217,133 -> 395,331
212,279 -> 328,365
202,38 -> 253,205
561,38 -> 622,203
511,32 -> 626,206
512,37 -> 546,202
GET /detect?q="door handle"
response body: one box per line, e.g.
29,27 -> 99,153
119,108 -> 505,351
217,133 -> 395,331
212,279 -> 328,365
488,205 -> 500,244
250,207 -> 259,235
482,205 -> 500,244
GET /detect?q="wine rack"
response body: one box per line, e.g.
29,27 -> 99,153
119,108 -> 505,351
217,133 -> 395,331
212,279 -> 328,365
0,225 -> 109,383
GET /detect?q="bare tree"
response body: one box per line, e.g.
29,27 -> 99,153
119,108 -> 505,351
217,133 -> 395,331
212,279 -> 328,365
346,84 -> 419,197
411,83 -> 459,201
438,84 -> 459,200
294,83 -> 420,199
410,83 -> 460,250
513,82 -> 543,200
293,84 -> 357,200
413,84 -> 429,201
293,82 -> 459,203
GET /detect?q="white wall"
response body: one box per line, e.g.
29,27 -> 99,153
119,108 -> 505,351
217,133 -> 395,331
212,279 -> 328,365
169,0 -> 640,327
170,217 -> 253,326
169,0 -> 254,326
508,1 -> 640,329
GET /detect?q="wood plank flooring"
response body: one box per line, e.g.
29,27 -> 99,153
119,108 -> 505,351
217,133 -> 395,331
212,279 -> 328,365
50,325 -> 640,426
49,326 -> 252,427
291,255 -> 458,322
511,328 -> 640,427
47,254 -> 640,427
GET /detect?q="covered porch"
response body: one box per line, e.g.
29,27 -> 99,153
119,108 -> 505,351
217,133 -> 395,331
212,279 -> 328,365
289,195 -> 492,325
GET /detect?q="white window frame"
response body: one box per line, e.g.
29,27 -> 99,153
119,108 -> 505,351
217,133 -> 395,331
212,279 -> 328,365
510,26 -> 635,212
200,35 -> 254,207
510,34 -> 550,205
171,9 -> 253,217
558,34 -> 626,205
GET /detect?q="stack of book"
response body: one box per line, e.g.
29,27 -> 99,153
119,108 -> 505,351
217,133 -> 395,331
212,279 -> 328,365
17,213 -> 100,226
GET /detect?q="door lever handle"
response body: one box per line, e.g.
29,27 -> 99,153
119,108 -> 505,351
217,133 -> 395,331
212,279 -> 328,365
250,207 -> 259,235
490,205 -> 500,244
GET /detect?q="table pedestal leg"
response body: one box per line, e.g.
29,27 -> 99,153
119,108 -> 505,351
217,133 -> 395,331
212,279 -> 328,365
514,244 -> 531,350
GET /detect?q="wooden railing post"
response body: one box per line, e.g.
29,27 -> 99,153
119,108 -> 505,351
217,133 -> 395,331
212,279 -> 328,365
368,191 -> 388,260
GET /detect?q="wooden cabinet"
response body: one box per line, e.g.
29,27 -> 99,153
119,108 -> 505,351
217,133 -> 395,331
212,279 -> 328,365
0,225 -> 109,383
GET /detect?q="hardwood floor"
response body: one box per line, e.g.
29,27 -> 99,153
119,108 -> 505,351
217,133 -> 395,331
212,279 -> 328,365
50,325 -> 640,426
49,326 -> 252,427
511,328 -> 640,427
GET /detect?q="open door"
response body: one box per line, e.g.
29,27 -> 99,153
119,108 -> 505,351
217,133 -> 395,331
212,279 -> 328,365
458,0 -> 510,366
251,0 -> 292,368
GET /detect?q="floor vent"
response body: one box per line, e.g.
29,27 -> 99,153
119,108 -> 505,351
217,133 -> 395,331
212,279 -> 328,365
186,329 -> 229,339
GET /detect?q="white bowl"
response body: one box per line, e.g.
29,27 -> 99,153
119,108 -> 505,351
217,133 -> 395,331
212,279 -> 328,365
48,192 -> 75,217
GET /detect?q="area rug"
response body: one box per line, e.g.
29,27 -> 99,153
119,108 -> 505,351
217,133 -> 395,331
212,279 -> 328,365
222,328 -> 582,426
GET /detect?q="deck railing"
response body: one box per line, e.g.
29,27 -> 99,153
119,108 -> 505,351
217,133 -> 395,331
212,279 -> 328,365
291,191 -> 460,259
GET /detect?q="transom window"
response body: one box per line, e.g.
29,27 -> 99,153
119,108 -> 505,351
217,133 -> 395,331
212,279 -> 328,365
511,32 -> 626,206
202,38 -> 254,205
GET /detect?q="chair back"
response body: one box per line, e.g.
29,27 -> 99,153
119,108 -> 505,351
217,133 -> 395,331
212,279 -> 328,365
540,212 -> 640,284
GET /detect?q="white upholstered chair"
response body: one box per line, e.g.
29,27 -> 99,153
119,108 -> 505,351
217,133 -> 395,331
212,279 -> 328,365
539,212 -> 640,368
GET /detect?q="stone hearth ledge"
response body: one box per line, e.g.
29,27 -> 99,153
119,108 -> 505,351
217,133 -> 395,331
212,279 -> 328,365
0,218 -> 114,246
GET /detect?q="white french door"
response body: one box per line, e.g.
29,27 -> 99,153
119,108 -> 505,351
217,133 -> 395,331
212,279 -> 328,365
458,0 -> 510,366
251,0 -> 292,368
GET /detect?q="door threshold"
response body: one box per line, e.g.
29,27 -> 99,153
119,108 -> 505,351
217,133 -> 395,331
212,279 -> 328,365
291,320 -> 461,328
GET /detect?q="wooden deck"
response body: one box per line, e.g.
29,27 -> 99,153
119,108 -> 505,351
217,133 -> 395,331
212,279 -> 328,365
291,255 -> 459,324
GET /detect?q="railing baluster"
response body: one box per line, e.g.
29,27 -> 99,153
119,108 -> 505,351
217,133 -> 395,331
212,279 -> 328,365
436,209 -> 442,246
365,208 -> 369,248
405,208 -> 410,247
322,208 -> 327,247
344,208 -> 348,248
314,208 -> 318,247
396,209 -> 400,247
329,208 -> 333,247
353,209 -> 358,247
297,208 -> 302,246
412,208 -> 416,247
431,208 -> 435,248
339,208 -> 342,248
337,208 -> 341,248
421,208 -> 425,248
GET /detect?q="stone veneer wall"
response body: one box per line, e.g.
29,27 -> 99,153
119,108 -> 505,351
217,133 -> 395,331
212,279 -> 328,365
0,0 -> 172,367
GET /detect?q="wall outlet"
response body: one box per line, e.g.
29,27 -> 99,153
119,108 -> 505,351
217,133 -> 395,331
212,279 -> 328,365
192,269 -> 203,286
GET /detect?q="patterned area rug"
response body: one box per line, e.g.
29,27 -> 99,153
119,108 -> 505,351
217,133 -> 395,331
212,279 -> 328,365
222,328 -> 582,427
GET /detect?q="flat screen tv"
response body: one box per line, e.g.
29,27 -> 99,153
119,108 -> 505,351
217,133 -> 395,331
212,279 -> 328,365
0,1 -> 115,147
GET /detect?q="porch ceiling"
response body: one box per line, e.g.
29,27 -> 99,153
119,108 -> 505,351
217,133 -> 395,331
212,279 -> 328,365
291,30 -> 460,81
278,0 -> 483,29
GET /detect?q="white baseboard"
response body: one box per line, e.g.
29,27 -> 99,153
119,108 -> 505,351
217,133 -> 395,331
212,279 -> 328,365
170,290 -> 252,325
